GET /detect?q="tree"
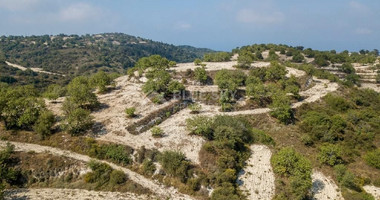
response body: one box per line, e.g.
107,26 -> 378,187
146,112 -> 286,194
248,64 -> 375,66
265,62 -> 287,81
90,71 -> 112,93
64,108 -> 94,135
167,80 -> 185,94
33,111 -> 55,139
292,53 -> 304,63
0,85 -> 45,130
215,69 -> 246,92
194,67 -> 208,84
269,92 -> 292,124
340,63 -> 355,74
67,76 -> 99,109
43,84 -> 66,100
142,69 -> 171,95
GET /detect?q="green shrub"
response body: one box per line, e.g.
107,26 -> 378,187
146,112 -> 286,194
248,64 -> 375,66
194,58 -> 202,66
265,62 -> 287,81
109,170 -> 127,185
271,147 -> 312,177
33,111 -> 55,139
151,126 -> 164,138
167,80 -> 185,94
194,67 -> 208,84
67,76 -> 99,109
215,69 -> 246,91
324,94 -> 352,112
334,164 -> 347,182
271,147 -> 312,200
90,71 -> 112,93
158,151 -> 189,181
364,149 -> 380,169
292,53 -> 304,63
318,143 -> 343,166
186,116 -> 213,139
269,92 -> 293,124
203,52 -> 231,62
188,103 -> 202,114
125,107 -> 136,118
141,159 -> 156,176
211,182 -> 240,200
341,171 -> 362,192
64,108 -> 94,135
43,84 -> 66,100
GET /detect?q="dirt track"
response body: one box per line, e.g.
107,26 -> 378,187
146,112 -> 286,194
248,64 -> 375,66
238,145 -> 275,200
0,141 -> 193,200
5,188 -> 154,200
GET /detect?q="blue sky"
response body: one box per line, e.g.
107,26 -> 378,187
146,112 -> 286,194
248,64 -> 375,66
0,0 -> 379,51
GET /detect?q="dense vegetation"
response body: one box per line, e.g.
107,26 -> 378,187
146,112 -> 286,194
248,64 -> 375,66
0,33 -> 212,74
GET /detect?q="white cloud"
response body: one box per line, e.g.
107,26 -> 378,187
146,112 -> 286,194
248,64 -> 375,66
236,9 -> 284,24
0,0 -> 42,11
59,2 -> 102,22
349,1 -> 370,14
355,28 -> 372,35
175,22 -> 192,31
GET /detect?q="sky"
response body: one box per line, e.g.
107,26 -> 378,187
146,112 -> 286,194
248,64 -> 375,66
0,0 -> 379,51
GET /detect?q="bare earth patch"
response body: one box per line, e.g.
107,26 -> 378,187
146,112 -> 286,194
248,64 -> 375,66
311,170 -> 343,200
363,185 -> 380,200
99,108 -> 206,164
5,188 -> 153,200
238,145 -> 275,200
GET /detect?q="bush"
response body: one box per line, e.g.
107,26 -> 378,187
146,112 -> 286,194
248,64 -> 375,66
167,80 -> 185,94
33,111 -> 55,138
125,107 -> 136,118
186,116 -> 214,139
269,93 -> 293,124
151,126 -> 164,138
271,147 -> 312,200
271,147 -> 312,177
43,84 -> 66,100
109,170 -> 127,185
318,143 -> 343,166
211,183 -> 240,200
67,76 -> 99,109
341,171 -> 362,192
64,108 -> 94,135
194,67 -> 208,84
203,52 -> 231,62
324,94 -> 352,112
188,103 -> 202,114
90,71 -> 112,93
341,63 -> 355,74
141,159 -> 156,176
334,164 -> 347,182
364,149 -> 380,169
265,62 -> 287,81
194,58 -> 202,66
158,151 -> 189,180
215,69 -> 246,91
292,53 -> 304,63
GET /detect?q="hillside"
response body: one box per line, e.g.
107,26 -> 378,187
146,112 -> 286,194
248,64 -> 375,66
0,33 -> 213,75
0,44 -> 380,200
